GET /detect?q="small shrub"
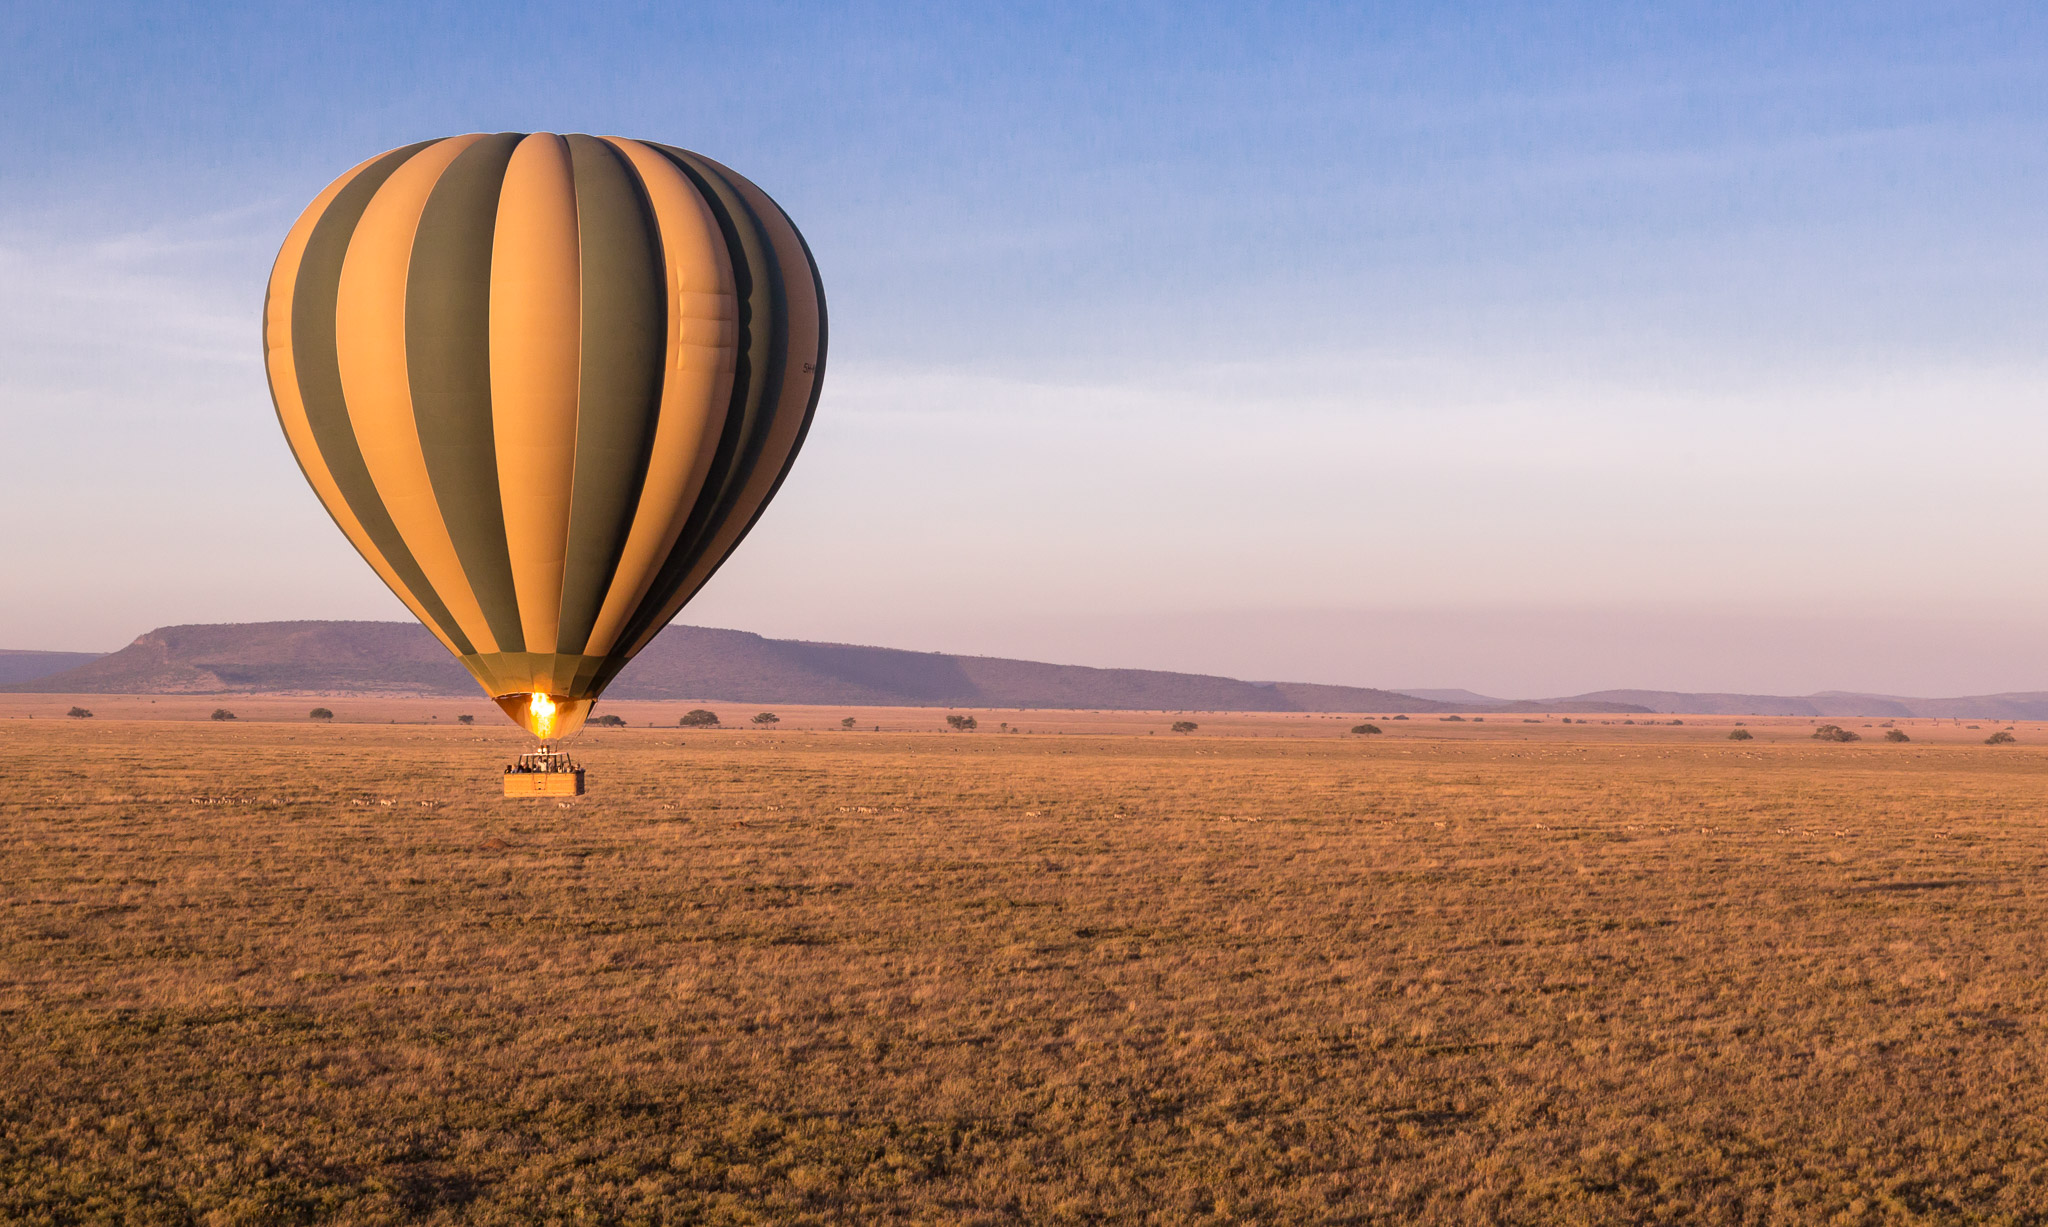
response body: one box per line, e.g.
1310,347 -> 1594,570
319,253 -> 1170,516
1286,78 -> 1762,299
1885,728 -> 1910,742
945,714 -> 977,731
1352,723 -> 1382,735
458,714 -> 474,725
1986,730 -> 2017,745
1440,715 -> 1464,722
591,714 -> 626,727
680,709 -> 720,728
66,706 -> 93,719
210,709 -> 237,722
1812,724 -> 1860,742
1728,728 -> 1753,741
1171,720 -> 1198,733
309,707 -> 333,721
841,717 -> 856,729
1392,715 -> 1409,720
752,712 -> 780,725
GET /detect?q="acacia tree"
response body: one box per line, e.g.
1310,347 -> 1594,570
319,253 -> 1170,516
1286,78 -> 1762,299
945,714 -> 977,731
679,709 -> 720,728
309,708 -> 333,721
66,706 -> 93,719
840,717 -> 856,729
752,712 -> 780,725
1171,720 -> 1198,733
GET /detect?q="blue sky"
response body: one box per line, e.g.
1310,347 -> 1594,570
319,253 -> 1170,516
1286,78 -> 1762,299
4,2 -> 2046,695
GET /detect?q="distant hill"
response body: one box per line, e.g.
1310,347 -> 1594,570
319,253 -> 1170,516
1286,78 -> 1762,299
0,649 -> 106,686
18,622 -> 2040,717
1577,689 -> 2048,721
1391,688 -> 1508,705
4,623 -> 474,696
0,621 -> 1515,713
612,626 -> 1495,711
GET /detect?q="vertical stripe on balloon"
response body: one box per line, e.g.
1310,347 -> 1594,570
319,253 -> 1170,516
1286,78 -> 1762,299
580,137 -> 740,658
406,132 -> 527,654
600,145 -> 785,665
651,152 -> 824,621
555,135 -> 666,656
489,134 -> 582,654
333,132 -> 503,655
283,139 -> 478,657
266,149 -> 472,660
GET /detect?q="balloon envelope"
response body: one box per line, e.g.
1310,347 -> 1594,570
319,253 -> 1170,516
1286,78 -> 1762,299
263,134 -> 825,738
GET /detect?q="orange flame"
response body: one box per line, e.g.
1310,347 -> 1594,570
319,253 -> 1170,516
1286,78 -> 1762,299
493,691 -> 590,739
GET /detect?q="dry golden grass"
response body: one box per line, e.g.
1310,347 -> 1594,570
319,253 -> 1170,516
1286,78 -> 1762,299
5,701 -> 2048,1223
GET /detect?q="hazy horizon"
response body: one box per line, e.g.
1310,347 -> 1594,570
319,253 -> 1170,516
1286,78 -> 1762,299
21,606 -> 2048,703
6,4 -> 2046,696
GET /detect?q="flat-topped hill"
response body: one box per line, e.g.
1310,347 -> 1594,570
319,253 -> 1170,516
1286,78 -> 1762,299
18,621 -> 2041,717
0,621 -> 1486,713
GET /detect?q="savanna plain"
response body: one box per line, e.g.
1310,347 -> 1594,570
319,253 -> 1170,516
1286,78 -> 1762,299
5,699 -> 2048,1224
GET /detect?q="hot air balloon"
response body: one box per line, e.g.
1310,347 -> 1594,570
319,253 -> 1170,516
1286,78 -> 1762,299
261,133 -> 825,748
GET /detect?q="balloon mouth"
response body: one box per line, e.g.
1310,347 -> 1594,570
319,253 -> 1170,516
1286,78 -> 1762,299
493,692 -> 593,740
